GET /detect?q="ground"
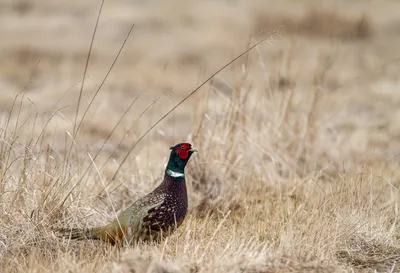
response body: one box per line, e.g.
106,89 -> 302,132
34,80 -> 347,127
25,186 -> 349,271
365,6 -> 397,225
0,0 -> 400,272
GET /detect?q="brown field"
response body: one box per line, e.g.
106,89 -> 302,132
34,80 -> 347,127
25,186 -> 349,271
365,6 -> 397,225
1,0 -> 400,272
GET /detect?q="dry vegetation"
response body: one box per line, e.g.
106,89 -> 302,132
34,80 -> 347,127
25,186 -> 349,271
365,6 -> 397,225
1,0 -> 400,272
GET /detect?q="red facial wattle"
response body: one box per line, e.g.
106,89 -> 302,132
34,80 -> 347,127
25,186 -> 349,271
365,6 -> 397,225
177,143 -> 191,159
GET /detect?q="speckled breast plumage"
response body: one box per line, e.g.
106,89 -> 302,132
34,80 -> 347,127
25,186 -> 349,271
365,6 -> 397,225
139,175 -> 188,240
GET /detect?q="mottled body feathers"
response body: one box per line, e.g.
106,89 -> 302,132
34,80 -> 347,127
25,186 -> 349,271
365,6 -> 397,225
57,143 -> 197,246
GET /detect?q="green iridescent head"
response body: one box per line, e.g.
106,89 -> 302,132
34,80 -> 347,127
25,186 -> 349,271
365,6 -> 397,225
166,143 -> 198,176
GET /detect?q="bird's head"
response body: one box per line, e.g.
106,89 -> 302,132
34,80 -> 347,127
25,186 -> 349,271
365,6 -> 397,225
166,143 -> 198,176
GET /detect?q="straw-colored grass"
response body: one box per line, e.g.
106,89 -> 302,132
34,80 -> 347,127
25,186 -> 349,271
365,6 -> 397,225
0,0 -> 400,272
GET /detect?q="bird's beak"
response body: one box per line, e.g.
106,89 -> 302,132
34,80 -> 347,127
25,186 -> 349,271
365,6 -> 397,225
189,146 -> 199,153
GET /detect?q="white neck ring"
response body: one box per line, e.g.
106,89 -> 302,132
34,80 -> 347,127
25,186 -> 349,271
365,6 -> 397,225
166,169 -> 185,178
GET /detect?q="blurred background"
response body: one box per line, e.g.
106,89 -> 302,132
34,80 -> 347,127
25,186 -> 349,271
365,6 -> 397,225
1,2 -> 400,271
0,0 -> 399,174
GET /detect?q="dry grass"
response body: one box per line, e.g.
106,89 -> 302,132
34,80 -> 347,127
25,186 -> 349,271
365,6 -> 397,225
1,0 -> 400,272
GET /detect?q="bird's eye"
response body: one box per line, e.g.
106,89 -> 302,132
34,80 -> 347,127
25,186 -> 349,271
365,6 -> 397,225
180,146 -> 185,150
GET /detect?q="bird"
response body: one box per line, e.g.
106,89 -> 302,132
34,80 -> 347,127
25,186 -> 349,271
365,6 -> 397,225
56,142 -> 198,246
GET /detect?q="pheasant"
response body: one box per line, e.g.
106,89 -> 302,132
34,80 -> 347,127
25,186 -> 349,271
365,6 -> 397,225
57,142 -> 198,246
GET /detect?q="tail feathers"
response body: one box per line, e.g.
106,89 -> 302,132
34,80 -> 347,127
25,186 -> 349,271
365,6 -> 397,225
56,225 -> 126,245
56,227 -> 104,241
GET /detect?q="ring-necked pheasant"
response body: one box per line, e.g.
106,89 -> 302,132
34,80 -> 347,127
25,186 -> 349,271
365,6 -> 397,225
57,143 -> 198,246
